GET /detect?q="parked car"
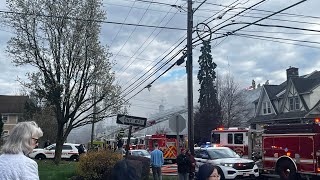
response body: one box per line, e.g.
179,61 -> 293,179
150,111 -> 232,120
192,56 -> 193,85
29,143 -> 85,161
195,146 -> 259,179
128,149 -> 151,159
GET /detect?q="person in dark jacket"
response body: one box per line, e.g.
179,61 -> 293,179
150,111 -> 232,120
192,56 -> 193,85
112,159 -> 142,180
177,149 -> 192,180
186,149 -> 196,179
78,144 -> 85,156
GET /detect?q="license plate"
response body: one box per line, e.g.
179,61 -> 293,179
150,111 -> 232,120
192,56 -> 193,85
243,173 -> 250,177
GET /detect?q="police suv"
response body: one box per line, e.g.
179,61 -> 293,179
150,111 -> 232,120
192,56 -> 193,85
29,143 -> 84,161
195,146 -> 259,179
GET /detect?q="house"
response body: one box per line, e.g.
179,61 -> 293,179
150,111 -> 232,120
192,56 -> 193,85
250,67 -> 320,130
0,95 -> 28,136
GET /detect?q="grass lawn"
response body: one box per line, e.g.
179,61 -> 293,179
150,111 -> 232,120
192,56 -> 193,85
37,160 -> 177,180
37,160 -> 77,180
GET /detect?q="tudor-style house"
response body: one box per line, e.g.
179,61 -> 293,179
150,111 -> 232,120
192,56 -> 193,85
0,95 -> 28,137
250,67 -> 320,130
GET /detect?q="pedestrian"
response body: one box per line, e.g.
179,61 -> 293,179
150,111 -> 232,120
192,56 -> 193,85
186,149 -> 196,179
44,139 -> 51,148
197,163 -> 221,180
177,149 -> 192,180
0,121 -> 43,180
150,143 -> 164,180
78,144 -> 85,156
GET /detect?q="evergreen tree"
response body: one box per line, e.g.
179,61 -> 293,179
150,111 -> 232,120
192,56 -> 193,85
0,116 -> 3,134
195,40 -> 221,144
0,115 -> 3,145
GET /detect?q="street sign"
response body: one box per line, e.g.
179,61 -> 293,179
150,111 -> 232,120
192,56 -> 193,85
169,114 -> 186,133
116,114 -> 147,127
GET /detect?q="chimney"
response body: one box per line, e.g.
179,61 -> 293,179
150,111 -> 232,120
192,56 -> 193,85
286,66 -> 299,80
159,105 -> 164,113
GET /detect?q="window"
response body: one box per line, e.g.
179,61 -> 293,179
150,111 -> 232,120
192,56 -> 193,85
228,134 -> 233,144
2,115 -> 8,123
295,96 -> 300,110
62,145 -> 72,150
289,96 -> 300,111
3,130 -> 9,136
262,102 -> 271,114
234,133 -> 244,144
212,133 -> 220,144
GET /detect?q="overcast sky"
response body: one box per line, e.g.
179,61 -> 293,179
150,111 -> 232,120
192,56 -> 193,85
0,0 -> 320,119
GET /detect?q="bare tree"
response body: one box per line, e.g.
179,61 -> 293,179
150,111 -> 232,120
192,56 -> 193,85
217,74 -> 251,127
3,0 -> 124,164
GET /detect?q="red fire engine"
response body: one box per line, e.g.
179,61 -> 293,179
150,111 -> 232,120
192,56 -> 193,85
147,134 -> 183,162
260,120 -> 320,180
211,127 -> 250,158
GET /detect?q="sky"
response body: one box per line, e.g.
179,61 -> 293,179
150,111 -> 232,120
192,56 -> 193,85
0,0 -> 320,120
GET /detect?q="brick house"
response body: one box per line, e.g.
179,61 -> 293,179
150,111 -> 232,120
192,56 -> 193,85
250,67 -> 320,130
0,95 -> 28,136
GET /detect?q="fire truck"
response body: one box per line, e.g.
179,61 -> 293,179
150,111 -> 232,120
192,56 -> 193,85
147,134 -> 184,163
211,127 -> 250,158
260,121 -> 320,180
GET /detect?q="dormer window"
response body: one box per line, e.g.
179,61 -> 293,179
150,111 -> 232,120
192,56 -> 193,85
289,96 -> 300,111
263,102 -> 272,114
2,115 -> 8,123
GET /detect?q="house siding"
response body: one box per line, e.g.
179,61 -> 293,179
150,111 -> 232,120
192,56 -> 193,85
258,92 -> 273,116
2,114 -> 19,134
310,85 -> 320,108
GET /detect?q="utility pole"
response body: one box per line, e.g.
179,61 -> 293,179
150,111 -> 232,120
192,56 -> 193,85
187,0 -> 194,155
91,83 -> 97,149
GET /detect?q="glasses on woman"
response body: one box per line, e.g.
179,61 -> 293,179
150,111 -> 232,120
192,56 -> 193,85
32,138 -> 39,143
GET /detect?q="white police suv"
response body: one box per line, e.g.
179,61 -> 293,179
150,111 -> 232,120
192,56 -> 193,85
29,143 -> 84,161
195,146 -> 259,179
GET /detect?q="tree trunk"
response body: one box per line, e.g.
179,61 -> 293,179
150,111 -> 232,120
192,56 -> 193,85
54,123 -> 65,164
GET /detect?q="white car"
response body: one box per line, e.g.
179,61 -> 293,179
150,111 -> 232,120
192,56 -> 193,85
129,149 -> 151,159
29,143 -> 84,161
195,147 -> 259,179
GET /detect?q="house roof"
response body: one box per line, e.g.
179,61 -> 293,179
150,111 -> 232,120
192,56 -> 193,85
251,70 -> 320,124
0,95 -> 28,114
292,77 -> 320,94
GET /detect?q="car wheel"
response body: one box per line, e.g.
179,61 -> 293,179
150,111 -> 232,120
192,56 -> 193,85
35,154 -> 46,160
217,167 -> 225,180
70,155 -> 79,161
277,159 -> 298,180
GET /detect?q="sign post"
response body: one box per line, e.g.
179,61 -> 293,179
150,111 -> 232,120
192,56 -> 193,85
176,115 -> 180,156
169,114 -> 186,156
116,114 -> 147,158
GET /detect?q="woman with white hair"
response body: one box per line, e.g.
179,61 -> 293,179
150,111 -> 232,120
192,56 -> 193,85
0,121 -> 43,180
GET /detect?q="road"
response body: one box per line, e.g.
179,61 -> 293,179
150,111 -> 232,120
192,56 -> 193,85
161,164 -> 281,179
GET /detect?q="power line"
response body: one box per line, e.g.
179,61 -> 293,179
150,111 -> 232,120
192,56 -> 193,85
0,10 -> 186,31
120,0 -> 275,98
116,0 -> 182,85
234,34 -> 320,49
202,2 -> 320,20
108,0 -> 137,47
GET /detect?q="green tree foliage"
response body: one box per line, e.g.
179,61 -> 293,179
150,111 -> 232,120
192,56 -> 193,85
194,40 -> 221,144
4,0 -> 124,164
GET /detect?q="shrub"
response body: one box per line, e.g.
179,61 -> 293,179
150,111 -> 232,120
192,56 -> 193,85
76,150 -> 123,180
126,155 -> 150,180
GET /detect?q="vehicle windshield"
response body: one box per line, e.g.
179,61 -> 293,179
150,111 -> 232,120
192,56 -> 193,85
132,150 -> 150,156
207,148 -> 239,159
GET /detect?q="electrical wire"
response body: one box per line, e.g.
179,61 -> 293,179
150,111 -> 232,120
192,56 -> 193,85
202,2 -> 320,20
116,0 -> 181,85
108,0 -> 136,47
